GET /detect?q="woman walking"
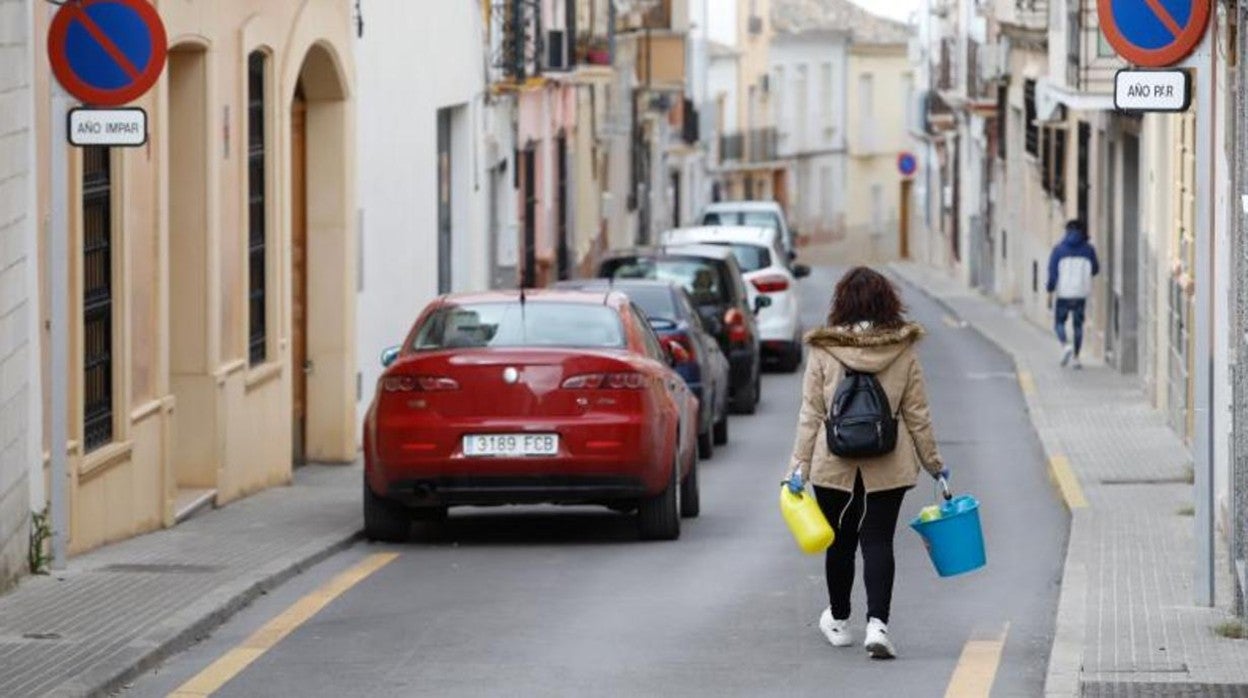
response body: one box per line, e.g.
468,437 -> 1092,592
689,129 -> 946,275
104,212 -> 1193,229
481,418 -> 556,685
786,267 -> 947,659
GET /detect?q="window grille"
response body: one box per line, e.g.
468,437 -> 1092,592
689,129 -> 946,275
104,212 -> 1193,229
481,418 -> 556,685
247,52 -> 268,365
82,147 -> 113,452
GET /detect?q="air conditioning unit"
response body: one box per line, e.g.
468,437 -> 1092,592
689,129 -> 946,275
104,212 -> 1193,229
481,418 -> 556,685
546,29 -> 570,72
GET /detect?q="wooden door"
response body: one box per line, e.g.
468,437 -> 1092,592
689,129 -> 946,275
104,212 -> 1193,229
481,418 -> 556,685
291,91 -> 308,464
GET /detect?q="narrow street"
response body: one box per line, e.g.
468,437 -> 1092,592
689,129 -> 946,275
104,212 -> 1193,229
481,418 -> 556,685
126,267 -> 1067,697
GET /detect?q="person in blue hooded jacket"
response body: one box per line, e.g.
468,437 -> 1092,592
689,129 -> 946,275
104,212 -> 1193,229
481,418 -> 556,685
1046,220 -> 1099,369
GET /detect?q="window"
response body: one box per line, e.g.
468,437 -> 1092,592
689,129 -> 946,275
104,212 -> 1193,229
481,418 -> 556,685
795,65 -> 808,146
996,84 -> 1008,160
858,73 -> 875,152
413,303 -> 627,350
632,305 -> 666,361
247,51 -> 268,365
82,146 -> 114,452
821,62 -> 834,134
1023,79 -> 1038,157
773,66 -> 786,136
1042,123 -> 1068,202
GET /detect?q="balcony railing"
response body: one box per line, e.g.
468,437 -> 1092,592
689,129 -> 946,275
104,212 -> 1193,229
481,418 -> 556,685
490,0 -> 543,83
719,128 -> 778,164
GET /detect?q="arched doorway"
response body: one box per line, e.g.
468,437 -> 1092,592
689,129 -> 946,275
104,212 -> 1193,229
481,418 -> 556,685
167,41 -> 218,517
290,44 -> 355,463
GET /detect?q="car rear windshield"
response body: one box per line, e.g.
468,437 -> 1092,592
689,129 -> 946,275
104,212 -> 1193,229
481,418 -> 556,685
703,242 -> 771,273
412,303 -> 626,350
615,285 -> 678,320
701,210 -> 782,234
602,257 -> 729,306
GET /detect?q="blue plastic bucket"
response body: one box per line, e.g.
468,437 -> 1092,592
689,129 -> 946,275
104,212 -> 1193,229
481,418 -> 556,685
909,495 -> 986,578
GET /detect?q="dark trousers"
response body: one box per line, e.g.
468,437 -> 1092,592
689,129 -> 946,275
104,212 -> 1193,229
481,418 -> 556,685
1054,298 -> 1087,356
813,472 -> 907,624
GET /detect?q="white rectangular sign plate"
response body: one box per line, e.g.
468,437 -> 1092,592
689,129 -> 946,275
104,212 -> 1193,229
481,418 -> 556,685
1114,70 -> 1191,113
68,108 -> 147,147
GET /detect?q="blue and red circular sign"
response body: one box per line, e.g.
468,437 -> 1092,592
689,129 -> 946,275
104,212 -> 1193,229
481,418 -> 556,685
47,0 -> 168,106
898,152 -> 918,178
1098,0 -> 1210,67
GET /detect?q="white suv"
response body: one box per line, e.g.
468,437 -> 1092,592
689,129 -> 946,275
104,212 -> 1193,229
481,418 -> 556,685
661,226 -> 810,372
698,201 -> 796,259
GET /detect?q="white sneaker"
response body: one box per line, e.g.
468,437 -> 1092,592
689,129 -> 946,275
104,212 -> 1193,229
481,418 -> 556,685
1072,356 -> 1083,370
818,608 -> 853,647
864,617 -> 896,659
1060,344 -> 1074,367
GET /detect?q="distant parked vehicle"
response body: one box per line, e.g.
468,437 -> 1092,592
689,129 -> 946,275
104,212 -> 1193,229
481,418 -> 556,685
699,200 -> 797,258
595,245 -> 766,415
661,226 -> 811,373
556,279 -> 732,456
363,290 -> 700,543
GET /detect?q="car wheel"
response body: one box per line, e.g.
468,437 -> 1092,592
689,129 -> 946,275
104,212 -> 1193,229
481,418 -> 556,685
363,481 -> 411,543
698,428 -> 714,460
680,458 -> 701,519
779,342 -> 803,373
713,414 -> 729,445
411,506 -> 448,522
731,380 -> 757,415
638,456 -> 681,541
754,370 -> 762,406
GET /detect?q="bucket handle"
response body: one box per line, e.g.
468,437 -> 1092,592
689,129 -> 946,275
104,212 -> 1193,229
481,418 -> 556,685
937,476 -> 952,502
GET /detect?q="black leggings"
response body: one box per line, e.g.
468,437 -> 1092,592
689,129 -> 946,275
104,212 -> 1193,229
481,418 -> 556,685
813,472 -> 908,624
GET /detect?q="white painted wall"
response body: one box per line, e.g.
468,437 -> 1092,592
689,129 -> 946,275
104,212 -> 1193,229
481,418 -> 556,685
0,0 -> 35,586
353,1 -> 492,431
709,54 -> 740,135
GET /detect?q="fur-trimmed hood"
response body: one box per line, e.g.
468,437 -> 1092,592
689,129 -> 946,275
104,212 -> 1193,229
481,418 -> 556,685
804,322 -> 926,374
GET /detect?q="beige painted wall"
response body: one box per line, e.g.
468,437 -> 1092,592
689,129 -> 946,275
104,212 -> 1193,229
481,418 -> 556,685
33,1 -> 357,554
844,46 -> 910,261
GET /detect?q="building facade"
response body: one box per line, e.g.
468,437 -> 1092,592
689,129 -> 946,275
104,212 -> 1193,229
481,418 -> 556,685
0,0 -> 37,586
353,1 -> 498,428
922,0 -> 1247,614
32,1 -> 358,554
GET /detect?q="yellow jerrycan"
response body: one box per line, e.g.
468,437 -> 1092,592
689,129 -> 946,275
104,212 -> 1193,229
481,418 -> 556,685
779,486 -> 835,554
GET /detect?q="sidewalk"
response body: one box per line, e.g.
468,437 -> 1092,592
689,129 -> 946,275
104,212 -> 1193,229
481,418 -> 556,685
0,463 -> 361,697
890,262 -> 1248,696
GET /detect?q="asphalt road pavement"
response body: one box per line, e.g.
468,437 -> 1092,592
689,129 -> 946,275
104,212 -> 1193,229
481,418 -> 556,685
128,265 -> 1068,698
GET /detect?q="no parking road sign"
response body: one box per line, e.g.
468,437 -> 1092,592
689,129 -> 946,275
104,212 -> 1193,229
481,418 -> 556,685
898,152 -> 918,178
47,0 -> 167,107
1098,0 -> 1210,67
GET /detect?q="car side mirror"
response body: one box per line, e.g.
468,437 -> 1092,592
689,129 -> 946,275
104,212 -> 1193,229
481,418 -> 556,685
380,346 -> 400,368
792,264 -> 811,279
753,296 -> 773,315
665,340 -> 691,366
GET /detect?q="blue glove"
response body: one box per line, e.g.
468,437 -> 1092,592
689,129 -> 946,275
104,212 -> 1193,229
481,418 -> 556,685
785,470 -> 805,494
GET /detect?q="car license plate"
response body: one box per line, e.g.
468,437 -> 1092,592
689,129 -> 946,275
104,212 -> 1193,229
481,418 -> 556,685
463,434 -> 559,458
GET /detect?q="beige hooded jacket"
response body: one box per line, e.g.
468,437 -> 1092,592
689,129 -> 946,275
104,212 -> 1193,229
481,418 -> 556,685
787,322 -> 944,493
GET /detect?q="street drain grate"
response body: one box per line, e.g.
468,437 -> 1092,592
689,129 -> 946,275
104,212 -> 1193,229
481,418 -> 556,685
1082,683 -> 1248,697
99,563 -> 222,574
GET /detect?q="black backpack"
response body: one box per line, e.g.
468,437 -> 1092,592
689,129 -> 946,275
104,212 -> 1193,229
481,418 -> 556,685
825,365 -> 899,458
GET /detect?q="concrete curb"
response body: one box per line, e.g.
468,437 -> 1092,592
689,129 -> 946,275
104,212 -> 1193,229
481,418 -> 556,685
55,527 -> 362,697
886,263 -> 1085,698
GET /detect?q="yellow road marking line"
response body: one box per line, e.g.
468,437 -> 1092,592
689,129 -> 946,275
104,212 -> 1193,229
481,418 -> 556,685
1049,455 -> 1089,510
945,623 -> 1010,698
168,552 -> 399,697
1017,370 -> 1035,397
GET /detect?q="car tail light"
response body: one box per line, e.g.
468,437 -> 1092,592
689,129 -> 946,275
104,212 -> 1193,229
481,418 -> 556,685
751,274 -> 790,294
562,373 -> 648,389
671,333 -> 697,362
382,375 -> 460,392
724,308 -> 749,345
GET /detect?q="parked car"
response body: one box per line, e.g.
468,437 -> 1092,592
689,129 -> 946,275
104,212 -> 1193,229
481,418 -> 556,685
556,279 -> 732,456
363,290 -> 700,542
595,245 -> 766,415
699,200 -> 797,258
661,226 -> 811,373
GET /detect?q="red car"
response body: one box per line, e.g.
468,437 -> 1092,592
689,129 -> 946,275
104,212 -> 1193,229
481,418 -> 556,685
363,290 -> 701,541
